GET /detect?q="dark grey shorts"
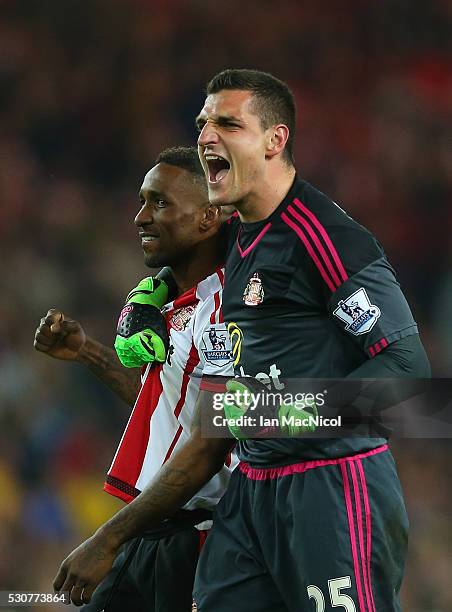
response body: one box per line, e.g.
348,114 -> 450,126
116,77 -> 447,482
83,509 -> 210,612
194,445 -> 408,612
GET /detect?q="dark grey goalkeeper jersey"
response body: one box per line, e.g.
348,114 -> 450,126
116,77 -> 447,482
222,176 -> 418,465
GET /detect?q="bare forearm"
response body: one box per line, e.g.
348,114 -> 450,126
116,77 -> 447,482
77,337 -> 141,406
97,431 -> 233,547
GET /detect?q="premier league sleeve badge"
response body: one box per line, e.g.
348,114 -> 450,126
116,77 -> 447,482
333,287 -> 381,335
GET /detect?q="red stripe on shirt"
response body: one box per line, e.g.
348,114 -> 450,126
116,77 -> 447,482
216,268 -> 225,287
200,378 -> 228,393
210,291 -> 221,324
163,424 -> 183,463
174,340 -> 200,418
106,364 -> 163,495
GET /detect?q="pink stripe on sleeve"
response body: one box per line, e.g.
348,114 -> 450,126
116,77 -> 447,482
287,204 -> 341,287
281,213 -> 336,292
293,198 -> 348,282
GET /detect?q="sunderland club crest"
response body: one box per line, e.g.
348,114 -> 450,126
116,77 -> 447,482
243,272 -> 264,306
333,287 -> 381,335
169,305 -> 197,332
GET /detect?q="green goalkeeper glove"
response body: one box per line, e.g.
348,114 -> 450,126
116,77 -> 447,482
278,399 -> 318,437
114,268 -> 175,368
222,378 -> 318,440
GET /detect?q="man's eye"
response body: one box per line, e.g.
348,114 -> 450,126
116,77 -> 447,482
156,199 -> 167,208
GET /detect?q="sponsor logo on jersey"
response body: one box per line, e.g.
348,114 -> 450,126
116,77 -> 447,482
169,305 -> 197,331
227,322 -> 244,366
333,287 -> 381,335
201,325 -> 233,367
243,272 -> 264,306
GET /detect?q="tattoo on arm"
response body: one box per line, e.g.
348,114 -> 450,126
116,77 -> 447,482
78,338 -> 141,406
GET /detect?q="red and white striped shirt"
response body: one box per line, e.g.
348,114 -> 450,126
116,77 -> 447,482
104,268 -> 236,510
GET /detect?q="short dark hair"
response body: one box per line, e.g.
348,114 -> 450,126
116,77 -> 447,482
155,146 -> 206,188
206,69 -> 296,165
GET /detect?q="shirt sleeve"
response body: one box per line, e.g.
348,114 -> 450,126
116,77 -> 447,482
312,224 -> 418,357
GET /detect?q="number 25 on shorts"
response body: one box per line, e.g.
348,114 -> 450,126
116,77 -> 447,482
307,576 -> 356,611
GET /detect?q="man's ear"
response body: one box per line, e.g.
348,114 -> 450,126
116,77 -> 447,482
199,203 -> 221,232
265,124 -> 290,159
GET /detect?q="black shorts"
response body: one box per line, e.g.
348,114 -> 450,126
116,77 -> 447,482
194,445 -> 408,612
84,509 -> 210,612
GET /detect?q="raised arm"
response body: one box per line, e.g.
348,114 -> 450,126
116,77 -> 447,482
34,309 -> 141,406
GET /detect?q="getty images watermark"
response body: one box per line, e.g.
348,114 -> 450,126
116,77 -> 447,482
201,378 -> 452,438
211,389 -> 342,430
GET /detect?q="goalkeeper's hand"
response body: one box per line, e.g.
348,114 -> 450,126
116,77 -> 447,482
278,400 -> 318,437
222,377 -> 318,440
114,267 -> 175,368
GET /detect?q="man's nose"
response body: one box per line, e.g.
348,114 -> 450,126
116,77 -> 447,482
134,203 -> 152,227
197,122 -> 219,147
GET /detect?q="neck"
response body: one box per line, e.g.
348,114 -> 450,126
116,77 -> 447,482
237,164 -> 296,223
170,237 -> 224,296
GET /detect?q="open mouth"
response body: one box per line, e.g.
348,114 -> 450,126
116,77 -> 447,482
205,155 -> 231,184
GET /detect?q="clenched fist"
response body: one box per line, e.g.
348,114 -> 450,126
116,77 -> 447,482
34,309 -> 86,361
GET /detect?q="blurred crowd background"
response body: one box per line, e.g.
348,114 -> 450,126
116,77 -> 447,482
0,1 -> 451,610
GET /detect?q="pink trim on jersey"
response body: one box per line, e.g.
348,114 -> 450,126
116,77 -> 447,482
286,204 -> 342,288
293,198 -> 348,282
281,212 -> 336,292
227,211 -> 239,224
238,444 -> 388,480
358,460 -> 377,612
236,223 -> 272,258
350,460 -> 373,611
368,337 -> 388,358
341,462 -> 367,611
